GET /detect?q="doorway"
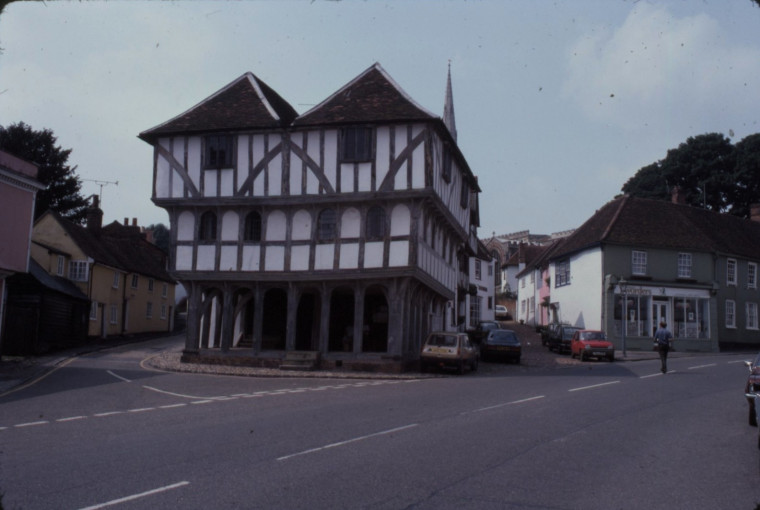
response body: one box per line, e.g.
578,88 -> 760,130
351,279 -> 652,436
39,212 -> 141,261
652,299 -> 669,337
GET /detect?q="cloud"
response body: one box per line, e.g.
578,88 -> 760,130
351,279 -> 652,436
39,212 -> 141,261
562,4 -> 760,134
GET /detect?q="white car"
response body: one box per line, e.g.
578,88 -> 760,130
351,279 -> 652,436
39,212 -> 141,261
495,305 -> 509,320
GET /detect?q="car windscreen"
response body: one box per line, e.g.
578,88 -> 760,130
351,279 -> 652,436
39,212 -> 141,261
581,332 -> 605,340
562,328 -> 579,339
426,334 -> 458,347
479,322 -> 499,331
487,331 -> 519,345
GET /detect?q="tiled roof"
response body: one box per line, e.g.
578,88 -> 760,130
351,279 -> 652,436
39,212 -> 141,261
293,63 -> 437,127
139,73 -> 298,141
27,258 -> 89,301
48,212 -> 174,283
551,195 -> 760,260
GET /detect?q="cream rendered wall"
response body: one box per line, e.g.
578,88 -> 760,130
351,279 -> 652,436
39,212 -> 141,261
550,247 -> 604,330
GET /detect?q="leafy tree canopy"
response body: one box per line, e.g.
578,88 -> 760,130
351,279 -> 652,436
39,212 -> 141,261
621,132 -> 760,219
0,121 -> 89,224
146,223 -> 171,255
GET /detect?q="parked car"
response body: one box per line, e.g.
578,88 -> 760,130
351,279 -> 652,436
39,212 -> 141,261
570,330 -> 614,362
420,331 -> 479,374
495,305 -> 509,320
547,325 -> 581,353
745,353 -> 760,426
468,320 -> 501,345
481,329 -> 521,363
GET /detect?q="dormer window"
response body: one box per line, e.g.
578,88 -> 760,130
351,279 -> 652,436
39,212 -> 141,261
204,135 -> 233,169
340,127 -> 373,162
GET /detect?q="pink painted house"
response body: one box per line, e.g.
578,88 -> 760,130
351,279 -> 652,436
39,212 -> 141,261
0,150 -> 45,351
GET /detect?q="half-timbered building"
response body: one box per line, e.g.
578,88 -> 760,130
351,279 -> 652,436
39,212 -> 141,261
139,63 -> 481,370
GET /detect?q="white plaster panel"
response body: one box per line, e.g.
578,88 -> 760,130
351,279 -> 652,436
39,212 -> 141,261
176,246 -> 193,270
549,247 -> 604,330
340,163 -> 353,193
177,211 -> 195,241
237,135 -> 249,184
341,208 -> 360,238
265,246 -> 285,271
307,131 -> 321,164
307,171 -> 319,195
364,242 -> 384,268
357,163 -> 372,192
156,159 -> 170,198
242,245 -> 260,271
220,246 -> 238,271
172,169 -> 184,198
269,155 -> 282,195
291,245 -> 310,271
292,210 -> 312,240
187,137 -> 201,188
253,173 -> 265,197
203,171 -> 217,197
412,144 -> 425,189
290,155 -> 302,196
314,244 -> 334,270
389,240 -> 409,266
221,211 -> 239,241
395,161 -> 407,190
395,128 -> 407,158
375,126 -> 390,188
196,245 -> 216,271
220,169 -> 234,196
323,130 -> 337,190
266,210 -> 287,241
391,204 -> 411,236
339,243 -> 359,269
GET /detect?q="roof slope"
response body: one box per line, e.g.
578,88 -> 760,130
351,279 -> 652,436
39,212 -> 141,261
293,63 -> 437,127
139,73 -> 298,142
552,195 -> 760,260
27,258 -> 89,301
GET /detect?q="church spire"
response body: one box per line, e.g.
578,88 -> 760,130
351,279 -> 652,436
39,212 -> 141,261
443,60 -> 457,142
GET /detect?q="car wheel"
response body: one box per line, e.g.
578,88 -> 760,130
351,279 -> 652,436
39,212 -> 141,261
579,351 -> 586,362
608,354 -> 614,362
750,403 -> 757,427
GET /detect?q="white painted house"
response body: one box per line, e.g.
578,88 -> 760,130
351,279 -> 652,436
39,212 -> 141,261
139,63 -> 481,370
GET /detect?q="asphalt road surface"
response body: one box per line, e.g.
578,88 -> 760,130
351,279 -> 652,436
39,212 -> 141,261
1,336 -> 759,509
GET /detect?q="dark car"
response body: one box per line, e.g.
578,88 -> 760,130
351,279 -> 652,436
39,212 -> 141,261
481,329 -> 521,363
468,321 -> 501,345
547,325 -> 581,353
745,353 -> 760,426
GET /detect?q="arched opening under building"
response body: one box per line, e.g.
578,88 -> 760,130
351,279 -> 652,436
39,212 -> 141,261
296,290 -> 320,351
329,287 -> 354,352
363,286 -> 389,352
200,287 -> 222,349
233,288 -> 254,349
262,288 -> 287,350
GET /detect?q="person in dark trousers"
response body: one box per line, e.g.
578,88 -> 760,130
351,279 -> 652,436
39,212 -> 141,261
654,321 -> 674,373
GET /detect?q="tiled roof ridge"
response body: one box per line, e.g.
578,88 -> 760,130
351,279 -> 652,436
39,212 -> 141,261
600,194 -> 628,242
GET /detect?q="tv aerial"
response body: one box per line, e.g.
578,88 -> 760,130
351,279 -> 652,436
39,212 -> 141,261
82,179 -> 119,202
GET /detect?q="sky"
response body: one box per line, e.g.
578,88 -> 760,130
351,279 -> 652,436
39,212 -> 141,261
1,0 -> 759,239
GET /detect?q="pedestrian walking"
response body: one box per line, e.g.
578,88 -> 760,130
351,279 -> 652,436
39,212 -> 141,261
654,321 -> 674,373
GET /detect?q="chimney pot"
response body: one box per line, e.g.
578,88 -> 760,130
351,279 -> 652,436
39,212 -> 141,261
132,218 -> 137,227
124,218 -> 128,226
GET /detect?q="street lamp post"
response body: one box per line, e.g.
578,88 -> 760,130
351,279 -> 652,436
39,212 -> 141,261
619,278 -> 628,358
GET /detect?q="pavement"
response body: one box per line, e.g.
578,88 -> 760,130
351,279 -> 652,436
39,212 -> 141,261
0,322 -> 738,397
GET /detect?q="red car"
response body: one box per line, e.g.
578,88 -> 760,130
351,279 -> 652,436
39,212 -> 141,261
745,353 -> 760,426
570,330 -> 614,362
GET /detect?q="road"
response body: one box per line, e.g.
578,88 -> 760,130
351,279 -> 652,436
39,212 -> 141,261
1,336 -> 759,510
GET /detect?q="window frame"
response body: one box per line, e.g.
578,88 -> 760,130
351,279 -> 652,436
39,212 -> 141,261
475,260 -> 482,280
726,299 -> 736,329
146,302 -> 153,319
747,302 -> 759,330
110,304 -> 118,325
340,127 -> 373,162
317,208 -> 337,241
89,301 -> 98,321
69,260 -> 89,282
57,255 -> 65,276
243,211 -> 262,242
162,283 -> 168,298
748,262 -> 757,289
677,253 -> 692,279
727,258 -> 737,286
366,206 -> 386,241
203,135 -> 234,169
199,211 -> 218,243
631,250 -> 647,276
131,274 -> 138,289
442,145 -> 452,183
112,271 -> 120,289
555,259 -> 571,287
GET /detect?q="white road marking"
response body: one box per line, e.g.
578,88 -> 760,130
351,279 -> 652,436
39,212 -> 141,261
94,411 -> 123,417
77,480 -> 190,510
142,385 -> 221,400
688,364 -> 717,370
15,420 -> 48,428
568,381 -> 620,392
106,370 -> 131,383
640,373 -> 663,379
159,403 -> 187,409
471,395 -> 545,413
128,408 -> 155,413
277,424 -> 419,461
57,416 -> 87,422
728,360 -> 748,364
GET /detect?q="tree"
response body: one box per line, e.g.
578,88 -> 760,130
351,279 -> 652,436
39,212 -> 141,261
0,122 -> 89,223
621,133 -> 760,218
146,223 -> 171,254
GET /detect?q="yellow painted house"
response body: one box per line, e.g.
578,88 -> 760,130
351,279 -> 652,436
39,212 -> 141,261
31,199 -> 176,338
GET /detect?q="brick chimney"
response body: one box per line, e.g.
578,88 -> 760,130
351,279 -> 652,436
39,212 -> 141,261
751,204 -> 760,223
86,195 -> 103,233
671,186 -> 686,205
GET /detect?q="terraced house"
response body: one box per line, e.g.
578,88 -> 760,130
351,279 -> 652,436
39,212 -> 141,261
138,63 -> 481,370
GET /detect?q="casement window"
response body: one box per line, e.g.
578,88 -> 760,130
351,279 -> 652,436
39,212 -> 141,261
442,146 -> 452,183
131,274 -> 139,289
112,271 -> 120,289
69,260 -> 89,282
678,253 -> 692,279
162,283 -> 168,298
89,301 -> 98,321
475,260 -> 482,280
726,299 -> 736,328
199,211 -> 217,242
460,180 -> 469,209
110,305 -> 118,325
146,302 -> 153,319
555,259 -> 571,287
366,206 -> 386,240
470,297 -> 481,325
161,304 -> 167,320
488,297 -> 493,310
318,208 -> 337,241
148,279 -> 154,292
244,211 -> 262,242
57,255 -> 65,276
749,263 -> 757,289
340,127 -> 373,162
747,302 -> 759,330
204,135 -> 233,169
727,258 -> 737,286
632,250 -> 647,276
